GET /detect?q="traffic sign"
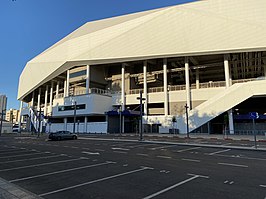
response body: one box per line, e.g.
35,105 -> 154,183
249,112 -> 259,119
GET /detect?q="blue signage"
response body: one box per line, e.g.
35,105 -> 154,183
249,112 -> 259,119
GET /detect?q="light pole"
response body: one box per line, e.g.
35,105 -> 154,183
137,91 -> 146,141
185,103 -> 189,138
77,120 -> 80,135
119,105 -> 122,135
72,100 -> 77,134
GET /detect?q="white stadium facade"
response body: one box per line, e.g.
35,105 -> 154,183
18,0 -> 266,135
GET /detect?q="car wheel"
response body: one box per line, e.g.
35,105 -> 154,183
72,135 -> 77,140
57,136 -> 61,141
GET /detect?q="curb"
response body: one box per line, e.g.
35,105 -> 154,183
0,177 -> 42,199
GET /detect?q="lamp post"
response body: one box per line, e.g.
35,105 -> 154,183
137,91 -> 146,141
119,105 -> 122,135
185,103 -> 189,138
0,100 -> 4,136
72,100 -> 77,134
77,120 -> 80,135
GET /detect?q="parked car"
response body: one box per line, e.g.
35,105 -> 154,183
48,131 -> 78,141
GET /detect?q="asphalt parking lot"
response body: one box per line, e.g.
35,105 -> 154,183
0,135 -> 265,199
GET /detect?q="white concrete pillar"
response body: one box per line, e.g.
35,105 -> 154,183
224,54 -> 234,134
63,80 -> 67,97
143,60 -> 148,115
66,70 -> 70,97
224,54 -> 230,88
37,88 -> 41,110
86,65 -> 90,94
228,109 -> 234,135
18,101 -> 23,133
163,58 -> 168,116
84,116 -> 87,133
64,118 -> 67,131
56,81 -> 59,97
121,64 -> 125,111
196,68 -> 200,89
49,82 -> 54,114
185,57 -> 191,110
44,85 -> 48,116
31,92 -> 35,108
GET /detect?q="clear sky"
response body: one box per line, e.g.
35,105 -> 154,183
0,0 -> 195,110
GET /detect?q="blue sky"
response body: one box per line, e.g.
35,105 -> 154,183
0,0 -> 195,110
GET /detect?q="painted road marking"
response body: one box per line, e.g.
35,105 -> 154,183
113,151 -> 128,154
260,185 -> 266,188
9,161 -> 115,183
0,152 -> 49,159
213,154 -> 266,161
0,154 -> 65,164
0,157 -> 87,172
82,151 -> 100,155
208,149 -> 231,155
137,153 -> 149,157
176,147 -> 201,153
94,149 -> 105,152
39,166 -> 153,197
128,144 -> 157,148
181,158 -> 201,163
111,147 -> 130,151
150,145 -> 177,150
143,174 -> 209,199
218,162 -> 248,168
156,156 -> 172,159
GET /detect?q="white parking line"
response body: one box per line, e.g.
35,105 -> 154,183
111,147 -> 130,151
82,151 -> 100,155
260,185 -> 266,188
39,166 -> 153,197
137,153 -> 149,157
176,147 -> 201,153
156,156 -> 172,159
213,154 -> 266,161
218,162 -> 248,168
129,144 -> 157,148
0,149 -> 23,153
181,158 -> 201,163
143,174 -> 209,199
150,145 -> 177,150
0,157 -> 88,172
0,154 -> 65,164
0,152 -> 49,159
113,151 -> 128,154
208,149 -> 231,155
9,161 -> 116,183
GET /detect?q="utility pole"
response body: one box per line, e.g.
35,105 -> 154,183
73,101 -> 77,134
37,105 -> 42,138
137,91 -> 145,141
185,103 -> 190,138
0,100 -> 6,136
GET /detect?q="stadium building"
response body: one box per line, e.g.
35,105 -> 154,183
18,0 -> 266,134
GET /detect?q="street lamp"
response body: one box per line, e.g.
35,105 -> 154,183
137,91 -> 146,141
77,120 -> 80,135
184,103 -> 189,138
71,99 -> 77,134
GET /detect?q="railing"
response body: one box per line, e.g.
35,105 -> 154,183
54,93 -> 64,99
127,77 -> 265,95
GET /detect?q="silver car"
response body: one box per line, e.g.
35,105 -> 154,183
49,131 -> 78,141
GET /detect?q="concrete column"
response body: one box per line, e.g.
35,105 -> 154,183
66,70 -> 70,97
31,92 -> 35,108
224,54 -> 230,88
121,64 -> 125,111
49,82 -> 54,114
86,65 -> 90,94
196,68 -> 200,89
44,85 -> 48,116
224,54 -> 234,134
63,80 -> 67,97
163,58 -> 168,116
228,109 -> 234,135
56,81 -> 59,97
264,65 -> 266,77
143,60 -> 148,115
84,116 -> 87,133
185,57 -> 191,110
64,118 -> 67,131
37,88 -> 41,110
18,101 -> 23,133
